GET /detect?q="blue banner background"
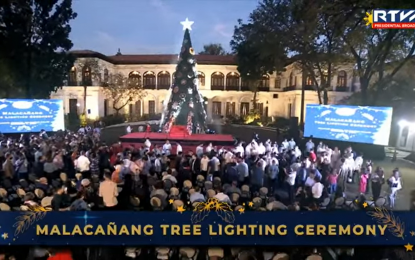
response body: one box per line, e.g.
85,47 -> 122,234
0,211 -> 413,246
0,99 -> 65,133
304,104 -> 393,146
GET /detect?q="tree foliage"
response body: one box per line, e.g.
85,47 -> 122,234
0,0 -> 77,98
198,43 -> 228,55
231,0 -> 415,105
102,73 -> 147,114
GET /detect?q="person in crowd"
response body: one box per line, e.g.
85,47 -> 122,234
99,171 -> 118,210
359,168 -> 369,195
371,167 -> 385,201
388,169 -> 402,209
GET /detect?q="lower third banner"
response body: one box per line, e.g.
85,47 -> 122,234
0,206 -> 413,247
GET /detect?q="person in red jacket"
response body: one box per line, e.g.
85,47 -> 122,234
309,149 -> 317,163
146,123 -> 151,133
47,250 -> 73,260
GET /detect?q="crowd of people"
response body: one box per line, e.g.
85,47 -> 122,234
0,126 -> 405,259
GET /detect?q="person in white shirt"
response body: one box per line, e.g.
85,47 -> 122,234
162,172 -> 178,184
205,143 -> 213,153
388,170 -> 402,209
200,155 -> 209,177
304,172 -> 316,187
281,139 -> 289,150
126,125 -> 132,134
311,176 -> 324,201
195,144 -> 204,157
258,142 -> 265,155
210,156 -> 220,177
214,190 -> 232,205
162,140 -> 172,156
305,139 -> 314,152
285,168 -> 296,203
176,142 -> 182,155
75,151 -> 90,179
288,138 -> 296,150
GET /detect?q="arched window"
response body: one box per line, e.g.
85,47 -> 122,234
143,71 -> 156,89
275,76 -> 281,89
337,70 -> 347,87
211,72 -> 225,91
103,68 -> 109,83
129,71 -> 141,87
306,74 -> 314,86
69,66 -> 76,85
226,72 -> 240,90
157,71 -> 171,90
82,66 -> 92,85
198,72 -> 205,87
289,72 -> 294,86
259,75 -> 270,89
241,78 -> 249,91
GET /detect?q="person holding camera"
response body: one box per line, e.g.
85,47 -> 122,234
388,169 -> 402,209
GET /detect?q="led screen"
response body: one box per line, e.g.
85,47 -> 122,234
0,99 -> 65,133
304,104 -> 393,146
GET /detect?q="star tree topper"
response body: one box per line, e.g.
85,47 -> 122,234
181,18 -> 194,30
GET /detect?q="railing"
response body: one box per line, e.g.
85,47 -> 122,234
143,85 -> 156,90
257,86 -> 270,92
211,86 -> 225,91
226,86 -> 239,91
157,85 -> 170,90
335,86 -> 349,92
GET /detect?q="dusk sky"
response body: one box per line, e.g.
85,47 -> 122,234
70,0 -> 259,55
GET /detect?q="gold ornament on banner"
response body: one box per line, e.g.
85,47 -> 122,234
13,205 -> 51,236
191,198 -> 235,224
367,207 -> 405,238
189,48 -> 195,55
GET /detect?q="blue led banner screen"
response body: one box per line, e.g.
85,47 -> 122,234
0,99 -> 65,133
0,211 -> 414,246
304,104 -> 393,145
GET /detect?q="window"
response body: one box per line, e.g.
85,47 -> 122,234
337,70 -> 347,87
226,102 -> 236,116
82,66 -> 92,85
211,72 -> 225,90
289,72 -> 294,86
275,77 -> 281,89
226,72 -> 240,90
198,72 -> 205,87
287,104 -> 292,117
212,101 -> 221,115
143,71 -> 156,89
240,102 -> 250,116
129,71 -> 141,86
260,75 -> 270,88
103,69 -> 109,83
157,71 -> 171,89
135,100 -> 142,116
104,99 -> 109,116
69,66 -> 77,85
148,100 -> 156,115
241,79 -> 249,90
256,103 -> 264,115
69,99 -> 78,115
129,104 -> 133,114
306,74 -> 313,85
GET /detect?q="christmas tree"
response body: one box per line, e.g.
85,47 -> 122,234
159,18 -> 207,134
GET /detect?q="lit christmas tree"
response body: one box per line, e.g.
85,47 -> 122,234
159,18 -> 207,134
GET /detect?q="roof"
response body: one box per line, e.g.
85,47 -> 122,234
70,50 -> 237,65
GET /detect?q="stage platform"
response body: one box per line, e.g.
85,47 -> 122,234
119,126 -> 235,154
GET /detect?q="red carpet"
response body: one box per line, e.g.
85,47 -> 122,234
119,126 -> 235,153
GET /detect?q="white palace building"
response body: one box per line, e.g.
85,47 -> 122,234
51,50 -> 358,120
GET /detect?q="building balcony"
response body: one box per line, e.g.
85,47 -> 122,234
226,86 -> 239,91
143,85 -> 156,90
67,81 -> 78,86
211,86 -> 225,91
335,86 -> 349,92
157,84 -> 170,90
257,86 -> 270,92
240,86 -> 250,91
283,86 -> 296,91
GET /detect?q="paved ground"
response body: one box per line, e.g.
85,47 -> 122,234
101,123 -> 415,210
344,158 -> 415,210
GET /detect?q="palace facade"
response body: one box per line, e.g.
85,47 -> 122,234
50,50 -> 358,120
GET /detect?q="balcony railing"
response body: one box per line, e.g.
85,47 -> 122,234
335,86 -> 349,92
226,86 -> 239,91
157,85 -> 170,90
143,85 -> 156,90
257,86 -> 270,92
240,86 -> 250,91
211,86 -> 225,91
